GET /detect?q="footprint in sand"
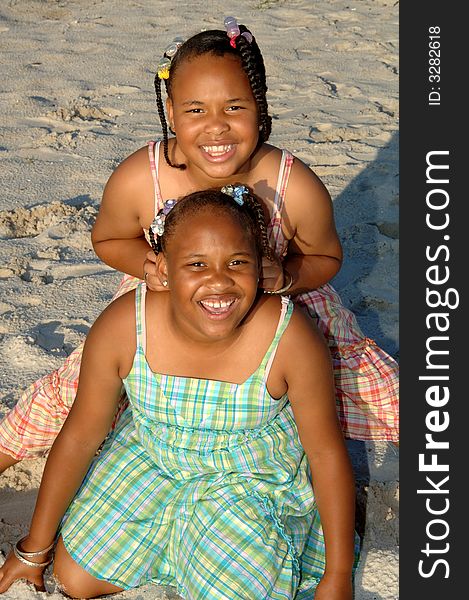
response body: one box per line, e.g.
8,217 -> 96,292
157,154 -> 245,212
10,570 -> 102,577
99,84 -> 141,96
0,299 -> 41,334
0,319 -> 90,369
0,334 -> 62,370
50,96 -> 124,124
0,200 -> 103,282
1,254 -> 109,286
0,200 -> 97,240
41,129 -> 80,150
309,125 -> 381,144
21,260 -> 113,285
28,320 -> 90,355
316,75 -> 339,97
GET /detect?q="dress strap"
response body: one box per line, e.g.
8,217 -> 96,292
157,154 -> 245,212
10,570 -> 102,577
134,282 -> 148,352
268,150 -> 294,255
262,297 -> 294,381
147,140 -> 165,215
272,149 -> 294,216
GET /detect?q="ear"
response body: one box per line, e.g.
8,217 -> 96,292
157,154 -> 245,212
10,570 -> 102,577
156,252 -> 170,288
166,97 -> 174,129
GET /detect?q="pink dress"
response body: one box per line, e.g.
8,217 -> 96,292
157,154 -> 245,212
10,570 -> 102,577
0,142 -> 399,459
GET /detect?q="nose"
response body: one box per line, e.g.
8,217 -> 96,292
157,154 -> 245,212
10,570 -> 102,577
205,267 -> 235,290
204,111 -> 230,136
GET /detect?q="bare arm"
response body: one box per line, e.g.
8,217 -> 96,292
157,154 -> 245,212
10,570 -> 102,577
278,309 -> 355,598
0,295 -> 134,593
262,157 -> 342,294
91,146 -> 154,279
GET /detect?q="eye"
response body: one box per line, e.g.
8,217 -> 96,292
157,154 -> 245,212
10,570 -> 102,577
186,108 -> 204,114
227,105 -> 243,111
188,261 -> 206,268
229,259 -> 248,267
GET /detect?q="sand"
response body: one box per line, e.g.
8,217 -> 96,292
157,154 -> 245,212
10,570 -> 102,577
0,1 -> 398,598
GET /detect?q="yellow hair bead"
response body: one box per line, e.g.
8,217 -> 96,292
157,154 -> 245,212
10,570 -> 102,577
157,56 -> 171,80
158,67 -> 170,79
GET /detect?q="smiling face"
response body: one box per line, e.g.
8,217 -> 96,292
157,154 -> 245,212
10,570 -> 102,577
158,207 -> 260,343
166,53 -> 260,185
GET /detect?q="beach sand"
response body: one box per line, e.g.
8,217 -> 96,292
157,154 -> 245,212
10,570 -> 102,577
0,1 -> 398,598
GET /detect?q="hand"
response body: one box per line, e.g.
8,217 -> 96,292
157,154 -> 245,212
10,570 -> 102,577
143,250 -> 167,292
260,256 -> 284,292
314,572 -> 353,600
0,551 -> 46,594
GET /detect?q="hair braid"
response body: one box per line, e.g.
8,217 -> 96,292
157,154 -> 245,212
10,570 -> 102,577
154,74 -> 186,170
237,29 -> 272,143
148,222 -> 160,255
243,191 -> 275,261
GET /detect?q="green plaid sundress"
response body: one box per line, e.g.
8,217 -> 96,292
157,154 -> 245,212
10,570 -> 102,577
61,284 -> 328,599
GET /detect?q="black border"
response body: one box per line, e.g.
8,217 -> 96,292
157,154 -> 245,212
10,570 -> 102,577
400,3 -> 465,596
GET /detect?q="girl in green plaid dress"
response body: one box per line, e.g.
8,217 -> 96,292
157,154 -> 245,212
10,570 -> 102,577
0,188 -> 356,599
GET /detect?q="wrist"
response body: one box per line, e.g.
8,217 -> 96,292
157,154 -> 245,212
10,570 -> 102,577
264,268 -> 293,295
14,536 -> 55,568
19,535 -> 55,555
323,556 -> 355,578
323,568 -> 353,578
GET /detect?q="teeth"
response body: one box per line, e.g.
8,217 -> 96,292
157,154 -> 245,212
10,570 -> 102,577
200,299 -> 234,309
202,144 -> 233,156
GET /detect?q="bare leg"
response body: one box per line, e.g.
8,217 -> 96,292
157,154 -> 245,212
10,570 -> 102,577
0,451 -> 19,474
53,537 -> 124,599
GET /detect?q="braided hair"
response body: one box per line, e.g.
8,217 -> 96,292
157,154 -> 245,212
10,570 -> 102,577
154,26 -> 272,170
149,187 -> 274,263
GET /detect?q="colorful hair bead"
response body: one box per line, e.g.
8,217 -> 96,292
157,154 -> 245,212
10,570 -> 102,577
157,37 -> 185,80
221,184 -> 248,206
157,56 -> 171,79
224,16 -> 252,48
164,36 -> 185,58
224,16 -> 240,48
150,199 -> 177,237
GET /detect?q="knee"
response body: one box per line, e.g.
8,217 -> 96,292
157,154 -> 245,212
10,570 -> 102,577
53,538 -> 89,598
53,536 -> 121,599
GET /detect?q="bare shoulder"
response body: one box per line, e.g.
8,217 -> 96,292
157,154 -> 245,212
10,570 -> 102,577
104,145 -> 152,190
279,303 -> 331,365
249,294 -> 322,349
84,290 -> 137,373
253,296 -> 332,387
286,155 -> 332,212
254,145 -> 333,228
252,144 -> 283,177
87,291 -> 135,341
248,293 -> 283,323
256,144 -> 330,200
250,294 -> 319,334
249,144 -> 283,200
96,144 -> 156,229
279,152 -> 341,257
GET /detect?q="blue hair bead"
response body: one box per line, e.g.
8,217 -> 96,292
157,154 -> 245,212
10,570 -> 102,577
221,184 -> 248,206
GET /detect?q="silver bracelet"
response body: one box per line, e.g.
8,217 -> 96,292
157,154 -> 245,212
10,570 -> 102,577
263,269 -> 293,295
13,544 -> 53,568
16,536 -> 55,557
